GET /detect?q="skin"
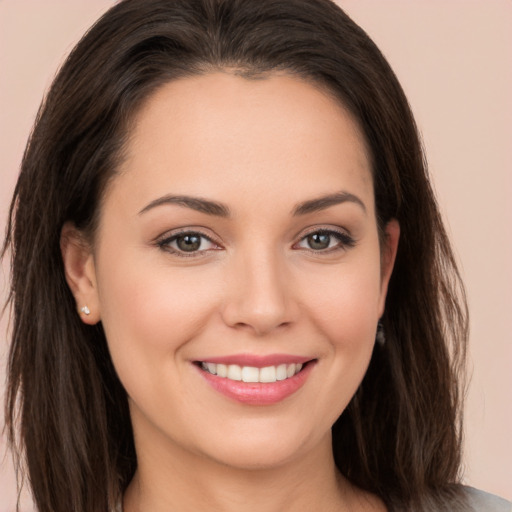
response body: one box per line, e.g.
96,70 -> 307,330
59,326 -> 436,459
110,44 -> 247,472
62,72 -> 399,512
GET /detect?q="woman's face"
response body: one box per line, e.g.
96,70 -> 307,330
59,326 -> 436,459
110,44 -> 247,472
68,72 -> 398,470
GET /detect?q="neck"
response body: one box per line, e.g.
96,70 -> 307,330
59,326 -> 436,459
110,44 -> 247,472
123,432 -> 370,512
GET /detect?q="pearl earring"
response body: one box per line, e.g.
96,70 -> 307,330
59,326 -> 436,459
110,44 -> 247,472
80,305 -> 91,316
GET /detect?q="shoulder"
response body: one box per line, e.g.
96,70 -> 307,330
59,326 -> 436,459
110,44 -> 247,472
464,486 -> 512,512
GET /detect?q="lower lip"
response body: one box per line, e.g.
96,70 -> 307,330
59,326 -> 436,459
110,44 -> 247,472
196,362 -> 315,405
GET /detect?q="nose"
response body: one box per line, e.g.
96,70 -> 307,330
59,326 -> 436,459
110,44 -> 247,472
221,249 -> 298,336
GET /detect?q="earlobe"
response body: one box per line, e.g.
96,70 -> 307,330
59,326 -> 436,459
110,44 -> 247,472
60,222 -> 100,324
378,219 -> 400,316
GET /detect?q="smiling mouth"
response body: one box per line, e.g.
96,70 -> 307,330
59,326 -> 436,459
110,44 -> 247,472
198,361 -> 306,383
195,358 -> 316,405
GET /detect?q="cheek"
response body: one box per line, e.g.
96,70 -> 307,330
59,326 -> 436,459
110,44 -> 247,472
297,253 -> 383,349
311,278 -> 380,393
283,252 -> 383,428
95,246 -> 220,374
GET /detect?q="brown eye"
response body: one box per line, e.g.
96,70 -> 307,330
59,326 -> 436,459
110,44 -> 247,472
307,232 -> 331,250
158,231 -> 218,256
176,234 -> 202,252
296,229 -> 356,252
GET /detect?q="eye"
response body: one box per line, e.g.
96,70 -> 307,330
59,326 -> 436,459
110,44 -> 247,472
295,229 -> 355,252
157,230 -> 219,256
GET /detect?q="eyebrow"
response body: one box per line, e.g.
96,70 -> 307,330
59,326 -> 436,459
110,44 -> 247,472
292,191 -> 367,216
138,195 -> 230,217
138,190 -> 366,217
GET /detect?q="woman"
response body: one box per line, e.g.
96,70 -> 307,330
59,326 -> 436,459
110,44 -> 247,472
2,0 -> 510,511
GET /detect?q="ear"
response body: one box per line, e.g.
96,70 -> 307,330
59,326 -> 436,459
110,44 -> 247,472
60,222 -> 101,324
378,218 -> 400,317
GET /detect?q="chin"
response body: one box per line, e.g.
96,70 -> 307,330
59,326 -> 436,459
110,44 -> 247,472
191,421 -> 328,471
205,444 -> 306,471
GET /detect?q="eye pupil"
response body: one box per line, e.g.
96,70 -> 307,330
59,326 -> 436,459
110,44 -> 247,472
308,232 -> 330,250
177,234 -> 201,252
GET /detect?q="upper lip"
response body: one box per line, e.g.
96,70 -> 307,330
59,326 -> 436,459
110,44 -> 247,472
194,353 -> 314,368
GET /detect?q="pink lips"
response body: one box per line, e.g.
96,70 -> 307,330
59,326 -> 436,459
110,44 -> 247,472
195,354 -> 315,405
200,354 -> 311,367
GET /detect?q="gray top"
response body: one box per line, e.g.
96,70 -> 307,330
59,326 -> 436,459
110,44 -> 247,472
112,487 -> 511,511
466,487 -> 512,512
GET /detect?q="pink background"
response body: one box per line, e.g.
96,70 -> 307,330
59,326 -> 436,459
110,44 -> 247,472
1,1 -> 511,509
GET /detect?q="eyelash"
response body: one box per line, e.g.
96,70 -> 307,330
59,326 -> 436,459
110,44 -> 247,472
156,230 -> 219,258
156,228 -> 356,258
295,228 -> 356,253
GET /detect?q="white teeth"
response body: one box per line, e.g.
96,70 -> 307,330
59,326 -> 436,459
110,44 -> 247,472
259,366 -> 277,383
201,361 -> 305,383
276,364 -> 288,381
227,364 -> 242,381
241,366 -> 259,383
217,363 -> 228,378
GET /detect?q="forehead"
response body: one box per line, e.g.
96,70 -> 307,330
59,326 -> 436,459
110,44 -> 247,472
113,72 -> 373,215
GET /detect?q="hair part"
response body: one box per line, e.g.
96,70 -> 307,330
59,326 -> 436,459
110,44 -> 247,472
3,1 -> 469,511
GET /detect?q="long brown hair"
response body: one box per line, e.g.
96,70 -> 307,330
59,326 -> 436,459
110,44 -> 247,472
3,1 -> 468,510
